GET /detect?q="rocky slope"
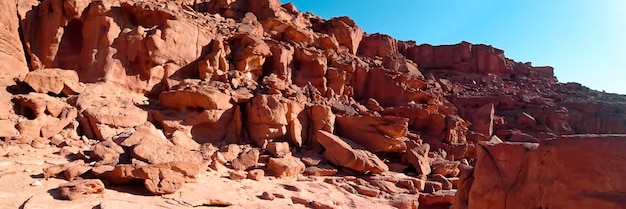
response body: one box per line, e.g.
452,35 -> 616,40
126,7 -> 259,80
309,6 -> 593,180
1,0 -> 625,208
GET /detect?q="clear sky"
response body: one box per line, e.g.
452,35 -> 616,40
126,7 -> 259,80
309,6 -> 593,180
287,0 -> 626,95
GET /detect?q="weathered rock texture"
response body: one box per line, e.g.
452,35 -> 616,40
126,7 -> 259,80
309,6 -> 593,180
455,135 -> 626,209
0,0 -> 624,208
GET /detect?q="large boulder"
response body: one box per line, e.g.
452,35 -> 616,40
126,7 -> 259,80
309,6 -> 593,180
23,68 -> 84,95
76,83 -> 148,140
316,130 -> 388,174
357,33 -> 398,58
13,93 -> 77,139
456,135 -> 626,209
335,115 -> 408,153
246,94 -> 306,148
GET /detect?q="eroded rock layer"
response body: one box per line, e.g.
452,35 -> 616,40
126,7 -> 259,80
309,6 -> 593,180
0,0 -> 624,208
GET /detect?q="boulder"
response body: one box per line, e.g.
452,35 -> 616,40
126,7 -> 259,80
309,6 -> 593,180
23,68 -> 84,95
316,130 -> 388,174
76,83 -> 149,140
307,105 -> 335,149
132,143 -> 203,165
267,155 -> 305,178
335,115 -> 408,153
405,146 -> 431,175
91,140 -> 124,165
13,93 -> 77,139
246,94 -> 293,147
323,17 -> 363,55
59,179 -> 106,200
231,148 -> 260,171
159,83 -> 233,111
267,142 -> 291,158
198,39 -> 230,81
357,33 -> 398,58
456,135 -> 626,209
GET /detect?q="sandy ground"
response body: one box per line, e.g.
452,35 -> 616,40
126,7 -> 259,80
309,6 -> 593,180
0,143 -> 396,209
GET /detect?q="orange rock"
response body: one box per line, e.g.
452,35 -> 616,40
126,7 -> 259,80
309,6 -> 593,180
335,115 -> 408,153
293,47 -> 328,93
91,140 -> 124,165
13,93 -> 77,139
0,0 -> 29,80
219,144 -> 242,162
320,17 -> 363,55
307,105 -> 335,149
316,130 -> 388,174
132,143 -> 203,165
76,83 -> 149,140
231,148 -> 260,171
228,170 -> 247,181
247,169 -> 265,181
354,185 -> 379,197
405,147 -> 431,176
246,94 -> 290,147
304,165 -> 338,176
133,166 -> 186,195
159,82 -> 233,111
198,39 -> 230,81
267,155 -> 305,178
24,69 -> 84,95
358,33 -> 398,58
267,142 -> 290,158
59,179 -> 105,200
230,33 -> 272,81
0,120 -> 19,138
457,136 -> 626,209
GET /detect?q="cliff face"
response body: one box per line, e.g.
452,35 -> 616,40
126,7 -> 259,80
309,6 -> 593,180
1,0 -> 625,208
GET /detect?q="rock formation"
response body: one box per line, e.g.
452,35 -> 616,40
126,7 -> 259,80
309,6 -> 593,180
0,0 -> 624,208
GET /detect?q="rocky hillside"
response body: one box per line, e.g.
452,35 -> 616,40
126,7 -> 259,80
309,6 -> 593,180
1,0 -> 625,208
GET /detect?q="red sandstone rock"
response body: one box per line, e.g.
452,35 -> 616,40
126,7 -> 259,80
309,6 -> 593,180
59,179 -> 105,200
13,93 -> 78,139
247,169 -> 265,180
132,141 -> 203,164
228,170 -> 247,180
405,146 -> 431,175
267,155 -> 305,177
5,0 -> 626,208
358,33 -> 398,58
0,0 -> 29,79
307,105 -> 335,149
267,141 -> 291,157
24,69 -> 84,95
91,140 -> 125,165
76,83 -> 149,140
322,17 -> 363,55
231,148 -> 260,171
316,130 -> 388,174
304,165 -> 338,176
335,115 -> 408,153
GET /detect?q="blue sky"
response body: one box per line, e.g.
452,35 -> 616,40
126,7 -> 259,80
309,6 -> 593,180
287,0 -> 626,94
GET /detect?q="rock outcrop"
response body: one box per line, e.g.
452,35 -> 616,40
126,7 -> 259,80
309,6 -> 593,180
0,0 -> 624,208
455,135 -> 626,209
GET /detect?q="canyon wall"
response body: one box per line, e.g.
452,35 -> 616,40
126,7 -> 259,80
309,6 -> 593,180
0,0 -> 625,208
